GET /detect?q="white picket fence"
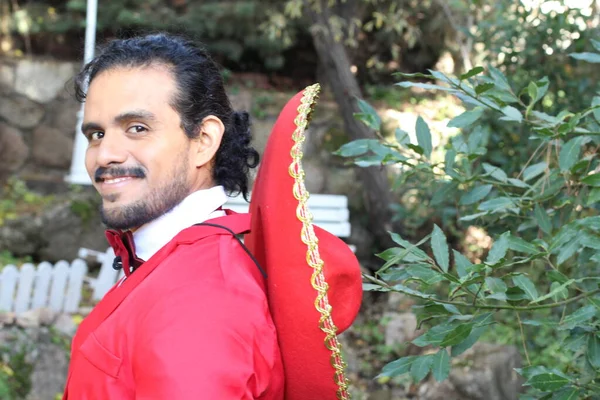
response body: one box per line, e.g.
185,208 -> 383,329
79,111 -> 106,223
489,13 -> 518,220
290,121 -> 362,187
0,260 -> 88,315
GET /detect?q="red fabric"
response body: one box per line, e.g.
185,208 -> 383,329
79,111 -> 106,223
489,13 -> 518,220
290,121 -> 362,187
64,214 -> 284,399
105,230 -> 144,276
245,88 -> 363,399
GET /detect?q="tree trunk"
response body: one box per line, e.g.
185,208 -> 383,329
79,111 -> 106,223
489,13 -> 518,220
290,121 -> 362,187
305,1 -> 401,250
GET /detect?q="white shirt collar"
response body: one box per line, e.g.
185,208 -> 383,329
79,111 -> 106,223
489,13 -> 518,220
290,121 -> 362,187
132,185 -> 228,261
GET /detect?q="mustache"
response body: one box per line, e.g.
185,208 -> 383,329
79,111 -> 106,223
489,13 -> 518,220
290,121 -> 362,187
95,166 -> 146,182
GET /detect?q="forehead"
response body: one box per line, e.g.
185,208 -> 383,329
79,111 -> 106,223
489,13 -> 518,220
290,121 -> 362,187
84,65 -> 178,121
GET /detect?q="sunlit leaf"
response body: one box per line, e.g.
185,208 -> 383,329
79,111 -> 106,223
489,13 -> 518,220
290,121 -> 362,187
416,117 -> 433,158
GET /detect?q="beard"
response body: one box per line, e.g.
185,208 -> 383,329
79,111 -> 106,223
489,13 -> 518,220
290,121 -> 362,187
99,155 -> 191,230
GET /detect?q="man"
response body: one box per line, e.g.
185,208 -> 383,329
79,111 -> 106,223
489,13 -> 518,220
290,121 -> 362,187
64,33 -> 362,400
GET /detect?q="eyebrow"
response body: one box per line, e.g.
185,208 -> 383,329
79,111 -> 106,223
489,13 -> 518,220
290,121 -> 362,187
80,110 -> 158,135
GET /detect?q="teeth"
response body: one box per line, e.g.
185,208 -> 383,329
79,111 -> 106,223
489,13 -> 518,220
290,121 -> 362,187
104,177 -> 131,184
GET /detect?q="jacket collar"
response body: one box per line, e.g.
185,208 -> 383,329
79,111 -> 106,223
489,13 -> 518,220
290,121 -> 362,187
132,185 -> 227,261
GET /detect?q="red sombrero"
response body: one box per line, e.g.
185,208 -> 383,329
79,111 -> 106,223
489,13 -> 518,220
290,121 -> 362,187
244,84 -> 363,400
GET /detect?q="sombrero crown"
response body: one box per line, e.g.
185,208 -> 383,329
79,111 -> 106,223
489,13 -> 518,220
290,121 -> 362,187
245,84 -> 363,400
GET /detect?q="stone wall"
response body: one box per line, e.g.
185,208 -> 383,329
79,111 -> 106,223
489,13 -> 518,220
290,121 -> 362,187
0,56 -> 80,192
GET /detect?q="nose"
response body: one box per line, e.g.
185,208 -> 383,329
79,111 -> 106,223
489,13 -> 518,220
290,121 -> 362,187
94,130 -> 128,167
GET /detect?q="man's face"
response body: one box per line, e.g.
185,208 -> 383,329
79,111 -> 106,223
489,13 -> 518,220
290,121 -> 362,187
83,65 -> 197,230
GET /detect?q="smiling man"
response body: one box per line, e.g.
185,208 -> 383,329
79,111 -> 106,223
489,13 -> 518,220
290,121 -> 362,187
62,34 -> 284,399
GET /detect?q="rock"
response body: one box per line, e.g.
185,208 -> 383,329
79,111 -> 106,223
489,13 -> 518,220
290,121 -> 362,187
419,343 -> 523,400
53,314 -> 77,337
24,329 -> 70,400
0,192 -> 107,262
32,126 -> 74,168
0,122 -> 29,183
14,59 -> 76,103
16,310 -> 42,329
44,96 -> 80,138
0,92 -> 45,129
0,311 -> 16,325
383,312 -> 417,347
0,62 -> 15,87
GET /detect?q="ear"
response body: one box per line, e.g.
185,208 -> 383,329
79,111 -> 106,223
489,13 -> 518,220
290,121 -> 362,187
191,115 -> 225,168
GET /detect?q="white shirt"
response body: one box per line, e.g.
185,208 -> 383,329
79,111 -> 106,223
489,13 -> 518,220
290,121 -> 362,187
133,185 -> 228,262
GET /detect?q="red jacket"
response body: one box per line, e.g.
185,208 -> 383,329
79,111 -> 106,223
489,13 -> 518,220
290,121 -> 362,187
63,213 -> 284,399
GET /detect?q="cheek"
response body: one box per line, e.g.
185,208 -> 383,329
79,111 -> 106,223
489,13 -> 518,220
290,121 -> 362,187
85,147 -> 96,173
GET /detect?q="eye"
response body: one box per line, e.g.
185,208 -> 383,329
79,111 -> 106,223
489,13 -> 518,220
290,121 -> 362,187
127,125 -> 148,134
89,131 -> 104,141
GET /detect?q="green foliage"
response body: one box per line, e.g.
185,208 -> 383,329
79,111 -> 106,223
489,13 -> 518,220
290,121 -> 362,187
346,47 -> 600,397
0,178 -> 54,226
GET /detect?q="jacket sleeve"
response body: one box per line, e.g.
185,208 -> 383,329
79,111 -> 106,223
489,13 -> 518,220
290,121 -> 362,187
131,281 -> 278,400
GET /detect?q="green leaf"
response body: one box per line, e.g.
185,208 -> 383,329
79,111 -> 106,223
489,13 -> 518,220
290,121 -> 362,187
523,162 -> 547,182
355,98 -> 381,131
486,232 -> 509,265
550,387 -> 580,400
563,333 -> 588,352
416,117 -> 433,158
559,305 -> 597,330
445,149 -> 457,176
592,96 -> 600,123
335,139 -> 377,157
440,323 -> 473,347
392,284 -> 435,300
507,235 -> 540,255
395,128 -> 411,145
453,250 -> 472,278
488,65 -> 512,91
378,356 -> 417,378
587,188 -> 600,206
396,81 -> 455,92
512,275 -> 539,300
534,77 -> 550,103
587,333 -> 600,369
530,279 -> 574,304
459,185 -> 493,205
534,204 -> 553,234
582,173 -> 600,187
413,324 -> 457,347
569,52 -> 600,63
432,349 -> 451,381
557,237 -> 581,266
500,106 -> 523,123
548,270 -> 570,284
475,82 -> 495,95
479,197 -> 515,213
526,373 -> 570,391
431,182 -> 459,206
362,283 -> 389,292
485,277 -> 507,294
527,81 -> 538,104
483,163 -> 508,182
431,225 -> 450,272
460,66 -> 484,80
559,137 -> 583,172
550,281 -> 570,302
451,326 -> 487,356
406,265 -> 444,285
410,355 -> 434,382
448,108 -> 484,129
507,178 -> 529,188
459,212 -> 488,221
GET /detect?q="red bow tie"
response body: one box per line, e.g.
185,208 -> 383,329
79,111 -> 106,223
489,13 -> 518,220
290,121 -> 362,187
105,229 -> 145,277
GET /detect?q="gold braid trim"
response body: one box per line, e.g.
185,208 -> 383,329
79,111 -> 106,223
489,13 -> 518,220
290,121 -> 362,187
288,83 -> 351,400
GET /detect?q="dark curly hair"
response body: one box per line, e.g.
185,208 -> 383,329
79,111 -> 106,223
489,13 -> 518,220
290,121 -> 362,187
74,33 -> 259,200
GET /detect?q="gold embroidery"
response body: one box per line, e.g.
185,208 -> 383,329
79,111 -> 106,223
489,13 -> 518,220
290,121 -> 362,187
288,83 -> 351,400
